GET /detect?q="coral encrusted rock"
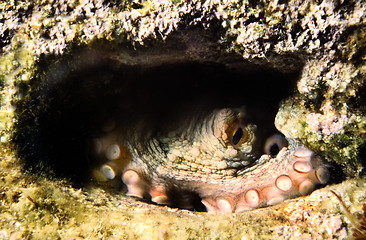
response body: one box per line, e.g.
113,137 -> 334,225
0,0 -> 365,239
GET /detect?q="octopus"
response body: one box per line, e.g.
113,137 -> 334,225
90,106 -> 330,213
17,60 -> 332,213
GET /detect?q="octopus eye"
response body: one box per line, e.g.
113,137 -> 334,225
264,134 -> 288,157
232,127 -> 243,145
229,125 -> 249,146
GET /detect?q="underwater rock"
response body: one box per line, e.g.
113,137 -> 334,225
0,0 -> 365,238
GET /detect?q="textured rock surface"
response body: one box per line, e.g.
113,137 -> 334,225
0,0 -> 365,239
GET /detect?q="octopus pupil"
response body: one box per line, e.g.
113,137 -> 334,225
232,127 -> 243,145
270,143 -> 280,157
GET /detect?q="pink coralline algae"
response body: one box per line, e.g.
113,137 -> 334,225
306,113 -> 347,138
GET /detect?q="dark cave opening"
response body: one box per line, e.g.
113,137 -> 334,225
13,48 -> 299,188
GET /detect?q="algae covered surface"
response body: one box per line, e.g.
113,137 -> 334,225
0,0 -> 366,239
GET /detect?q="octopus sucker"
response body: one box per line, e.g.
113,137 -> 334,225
105,144 -> 121,161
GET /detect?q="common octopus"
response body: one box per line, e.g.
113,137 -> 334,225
90,106 -> 330,213
19,60 -> 331,213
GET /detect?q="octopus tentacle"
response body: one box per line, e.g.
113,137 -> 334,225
198,144 -> 330,213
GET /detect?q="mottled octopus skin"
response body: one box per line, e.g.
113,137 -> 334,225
91,108 -> 330,213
